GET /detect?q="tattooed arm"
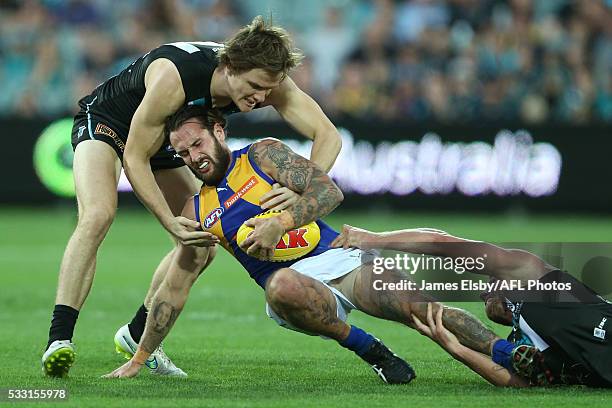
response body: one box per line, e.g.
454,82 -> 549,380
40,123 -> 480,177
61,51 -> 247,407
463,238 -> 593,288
138,245 -> 208,354
435,305 -> 499,356
139,197 -> 212,355
239,139 -> 344,260
249,139 -> 343,228
103,198 -> 212,378
413,303 -> 528,387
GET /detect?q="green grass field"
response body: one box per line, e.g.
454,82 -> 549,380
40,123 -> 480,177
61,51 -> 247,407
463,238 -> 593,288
1,207 -> 611,407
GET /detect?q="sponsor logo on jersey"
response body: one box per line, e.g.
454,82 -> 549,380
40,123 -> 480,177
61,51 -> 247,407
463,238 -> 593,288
94,123 -> 125,152
77,125 -> 86,138
276,229 -> 309,249
224,176 -> 258,209
594,317 -> 607,340
204,207 -> 224,229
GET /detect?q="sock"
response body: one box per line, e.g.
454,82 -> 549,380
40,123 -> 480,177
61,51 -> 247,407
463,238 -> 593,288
47,304 -> 79,349
128,304 -> 148,343
338,325 -> 376,356
491,339 -> 515,370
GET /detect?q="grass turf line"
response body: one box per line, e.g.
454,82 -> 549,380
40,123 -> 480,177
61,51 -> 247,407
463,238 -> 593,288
1,208 -> 611,407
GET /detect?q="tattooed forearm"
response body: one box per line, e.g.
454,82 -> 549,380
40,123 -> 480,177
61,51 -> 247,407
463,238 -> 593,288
440,307 -> 498,355
139,300 -> 183,353
249,141 -> 343,227
289,167 -> 343,227
407,301 -> 498,355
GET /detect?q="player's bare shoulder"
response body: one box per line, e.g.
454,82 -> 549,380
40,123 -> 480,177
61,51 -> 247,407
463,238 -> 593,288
247,138 -> 285,168
142,59 -> 185,113
247,138 -> 318,194
144,59 -> 181,87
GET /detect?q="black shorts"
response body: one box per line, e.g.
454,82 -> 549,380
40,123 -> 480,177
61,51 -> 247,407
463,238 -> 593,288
70,110 -> 185,171
520,276 -> 612,386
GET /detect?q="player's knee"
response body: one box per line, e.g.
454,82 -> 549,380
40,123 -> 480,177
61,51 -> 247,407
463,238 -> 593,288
193,246 -> 211,276
77,206 -> 116,236
178,245 -> 210,269
265,269 -> 304,309
199,246 -> 216,275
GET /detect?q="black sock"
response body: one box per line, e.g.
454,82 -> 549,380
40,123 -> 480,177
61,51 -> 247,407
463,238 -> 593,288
47,304 -> 79,349
127,304 -> 148,343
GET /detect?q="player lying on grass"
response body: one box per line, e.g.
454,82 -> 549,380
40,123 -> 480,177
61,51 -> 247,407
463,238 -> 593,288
103,105 -> 522,385
332,225 -> 612,387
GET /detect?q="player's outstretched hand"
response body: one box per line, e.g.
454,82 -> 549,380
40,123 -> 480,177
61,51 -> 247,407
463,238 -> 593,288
239,216 -> 284,260
260,183 -> 299,211
331,224 -> 376,249
102,359 -> 143,379
168,216 -> 220,247
412,303 -> 462,356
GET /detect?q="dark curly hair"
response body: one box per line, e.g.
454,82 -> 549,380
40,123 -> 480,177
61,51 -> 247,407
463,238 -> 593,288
164,105 -> 227,142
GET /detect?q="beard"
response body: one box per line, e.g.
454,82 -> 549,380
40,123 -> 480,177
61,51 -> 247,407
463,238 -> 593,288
190,138 -> 231,186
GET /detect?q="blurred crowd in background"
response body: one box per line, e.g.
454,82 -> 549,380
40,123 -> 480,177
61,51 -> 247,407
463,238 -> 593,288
0,0 -> 611,124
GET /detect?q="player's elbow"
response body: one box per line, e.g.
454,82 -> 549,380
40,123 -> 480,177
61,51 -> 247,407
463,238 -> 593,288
334,181 -> 344,203
418,230 -> 451,244
501,375 -> 531,388
326,129 -> 342,155
329,181 -> 344,209
311,126 -> 341,156
123,139 -> 156,170
122,148 -> 144,175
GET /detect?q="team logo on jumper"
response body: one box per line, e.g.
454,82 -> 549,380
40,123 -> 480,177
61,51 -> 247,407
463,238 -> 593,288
594,317 -> 607,340
224,176 -> 258,209
94,123 -> 125,152
204,207 -> 224,229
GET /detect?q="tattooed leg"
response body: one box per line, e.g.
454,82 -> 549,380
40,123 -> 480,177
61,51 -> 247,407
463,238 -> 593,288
265,268 -> 351,341
348,265 -> 499,355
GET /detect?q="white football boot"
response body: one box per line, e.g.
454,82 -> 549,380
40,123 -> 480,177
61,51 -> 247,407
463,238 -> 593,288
113,324 -> 187,377
42,340 -> 75,378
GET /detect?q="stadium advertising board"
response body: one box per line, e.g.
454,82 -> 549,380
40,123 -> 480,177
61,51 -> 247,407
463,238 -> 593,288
0,118 -> 608,212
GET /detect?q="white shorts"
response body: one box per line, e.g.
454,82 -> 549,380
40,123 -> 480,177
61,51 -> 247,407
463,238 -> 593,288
265,248 -> 366,334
